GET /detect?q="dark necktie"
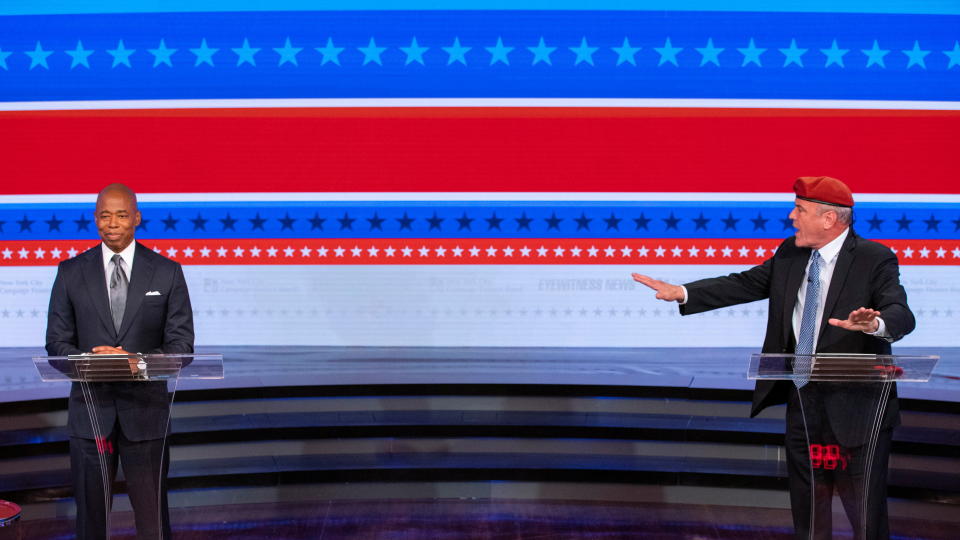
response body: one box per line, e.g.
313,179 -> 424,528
109,254 -> 128,334
794,250 -> 822,388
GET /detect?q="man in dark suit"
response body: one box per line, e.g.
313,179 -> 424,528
633,177 -> 914,540
46,183 -> 194,540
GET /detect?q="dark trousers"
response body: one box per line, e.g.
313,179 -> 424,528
785,384 -> 892,540
70,424 -> 171,540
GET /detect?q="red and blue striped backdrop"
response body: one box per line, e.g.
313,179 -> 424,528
1,2 -> 957,348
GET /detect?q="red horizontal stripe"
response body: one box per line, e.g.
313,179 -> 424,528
0,107 -> 957,196
2,239 -> 957,266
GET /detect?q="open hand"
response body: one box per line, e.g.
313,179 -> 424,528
828,307 -> 881,333
632,273 -> 685,302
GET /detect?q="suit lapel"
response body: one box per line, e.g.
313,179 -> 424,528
781,246 -> 809,347
818,230 -> 857,344
80,247 -> 116,337
117,243 -> 156,341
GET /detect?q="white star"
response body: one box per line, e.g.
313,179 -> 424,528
902,247 -> 914,258
637,246 -> 649,257
153,246 -> 161,252
67,247 -> 79,258
952,247 -> 960,258
200,246 -> 212,257
502,246 -> 515,257
671,246 -> 683,257
919,246 -> 930,258
284,246 -> 295,257
620,246 -> 632,257
383,246 -> 394,257
165,247 -> 177,258
738,246 -> 750,257
401,246 -> 413,257
317,247 -> 329,257
721,246 -> 733,257
335,246 -> 346,257
935,247 -> 946,258
352,246 -> 364,257
889,247 -> 897,254
50,247 -> 62,258
604,246 -> 616,257
537,246 -> 549,257
486,246 -> 498,257
267,246 -> 278,257
34,247 -> 46,258
654,246 -> 665,257
553,246 -> 565,257
469,246 -> 481,257
570,246 -> 582,257
416,246 -> 429,257
435,246 -> 447,257
704,246 -> 717,257
233,246 -> 245,257
249,246 -> 262,257
519,246 -> 532,257
182,247 -> 194,258
452,246 -> 464,257
688,246 -> 699,257
1,248 -> 12,259
367,246 -> 379,257
216,247 -> 228,257
301,246 -> 312,257
754,246 -> 766,257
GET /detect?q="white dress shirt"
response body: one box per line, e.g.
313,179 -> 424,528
101,241 -> 136,293
791,228 -> 847,350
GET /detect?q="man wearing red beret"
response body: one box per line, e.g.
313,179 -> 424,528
633,176 -> 914,540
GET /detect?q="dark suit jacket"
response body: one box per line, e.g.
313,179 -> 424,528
46,242 -> 194,441
679,229 -> 914,446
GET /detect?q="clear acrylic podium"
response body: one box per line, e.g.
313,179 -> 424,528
32,353 -> 224,540
749,353 -> 938,539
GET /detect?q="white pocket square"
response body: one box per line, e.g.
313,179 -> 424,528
145,291 -> 162,296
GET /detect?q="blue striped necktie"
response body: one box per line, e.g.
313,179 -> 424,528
794,250 -> 821,388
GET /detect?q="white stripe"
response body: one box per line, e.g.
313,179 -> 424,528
3,192 -> 960,204
2,98 -> 960,111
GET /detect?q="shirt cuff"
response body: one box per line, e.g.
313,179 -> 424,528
679,285 -> 688,305
865,317 -> 891,339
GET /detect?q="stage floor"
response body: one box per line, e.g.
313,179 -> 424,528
18,497 -> 959,540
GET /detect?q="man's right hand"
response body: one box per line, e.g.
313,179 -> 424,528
632,273 -> 685,302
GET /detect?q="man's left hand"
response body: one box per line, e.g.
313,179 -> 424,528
91,346 -> 139,374
828,307 -> 881,333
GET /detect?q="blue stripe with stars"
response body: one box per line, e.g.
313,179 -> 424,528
2,201 -> 958,241
0,10 -> 958,102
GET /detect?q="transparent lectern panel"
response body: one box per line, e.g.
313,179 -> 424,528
747,352 -> 939,538
32,353 -> 224,382
31,353 -> 223,539
748,353 -> 938,383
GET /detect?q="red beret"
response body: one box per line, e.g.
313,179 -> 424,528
793,176 -> 854,207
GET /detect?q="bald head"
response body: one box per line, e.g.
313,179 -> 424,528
97,183 -> 139,212
95,183 -> 141,252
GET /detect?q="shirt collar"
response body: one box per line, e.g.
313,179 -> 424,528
816,227 -> 849,264
101,240 -> 137,270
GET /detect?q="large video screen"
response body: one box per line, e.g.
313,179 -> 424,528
1,2 -> 957,349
